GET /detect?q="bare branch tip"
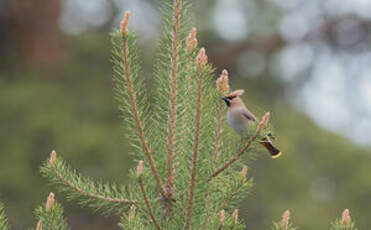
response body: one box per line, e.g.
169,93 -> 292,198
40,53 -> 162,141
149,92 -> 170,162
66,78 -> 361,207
217,69 -> 230,95
121,11 -> 131,34
281,210 -> 290,230
137,161 -> 144,178
50,150 -> 56,167
186,27 -> 198,51
341,209 -> 351,227
196,48 -> 208,68
46,192 -> 55,211
258,112 -> 270,129
220,210 -> 225,226
129,205 -> 136,222
233,209 -> 239,225
36,220 -> 43,230
240,167 -> 248,180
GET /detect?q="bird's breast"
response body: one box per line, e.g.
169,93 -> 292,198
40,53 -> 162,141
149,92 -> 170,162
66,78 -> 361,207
227,109 -> 250,135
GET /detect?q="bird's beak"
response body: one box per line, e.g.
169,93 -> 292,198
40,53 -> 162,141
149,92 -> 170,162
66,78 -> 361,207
221,96 -> 231,107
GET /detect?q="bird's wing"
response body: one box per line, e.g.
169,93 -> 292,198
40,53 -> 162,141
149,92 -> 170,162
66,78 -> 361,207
242,108 -> 256,121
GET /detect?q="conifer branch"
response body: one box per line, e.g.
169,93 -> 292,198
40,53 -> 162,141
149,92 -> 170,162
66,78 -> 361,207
330,209 -> 357,230
214,69 -> 230,168
166,0 -> 182,201
120,12 -> 166,198
36,192 -> 55,230
184,48 -> 207,230
34,192 -> 69,230
42,150 -> 136,214
137,161 -> 162,230
179,28 -> 198,156
220,167 -> 248,210
52,166 -> 134,204
200,167 -> 249,230
208,112 -> 270,182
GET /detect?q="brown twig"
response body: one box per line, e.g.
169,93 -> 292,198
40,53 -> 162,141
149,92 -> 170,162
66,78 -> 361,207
120,12 -> 166,197
207,112 -> 270,182
137,161 -> 162,230
184,49 -> 207,230
166,0 -> 182,204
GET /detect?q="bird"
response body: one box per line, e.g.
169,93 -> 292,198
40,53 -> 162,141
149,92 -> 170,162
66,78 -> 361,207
222,89 -> 282,159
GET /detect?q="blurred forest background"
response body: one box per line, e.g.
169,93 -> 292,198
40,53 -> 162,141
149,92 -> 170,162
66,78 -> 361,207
1,0 -> 371,229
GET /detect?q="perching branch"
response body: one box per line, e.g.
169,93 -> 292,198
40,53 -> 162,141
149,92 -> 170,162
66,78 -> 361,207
208,112 -> 270,182
184,48 -> 207,230
166,0 -> 182,201
120,12 -> 166,198
137,161 -> 162,230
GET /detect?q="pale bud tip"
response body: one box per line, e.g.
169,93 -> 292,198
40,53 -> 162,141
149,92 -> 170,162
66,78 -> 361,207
46,192 -> 55,211
50,150 -> 56,167
186,27 -> 198,51
240,167 -> 248,180
36,220 -> 43,230
196,48 -> 208,68
341,209 -> 351,227
281,210 -> 290,230
216,69 -> 230,95
129,205 -> 136,221
137,161 -> 144,177
121,11 -> 131,34
233,209 -> 239,225
258,112 -> 270,130
220,210 -> 225,226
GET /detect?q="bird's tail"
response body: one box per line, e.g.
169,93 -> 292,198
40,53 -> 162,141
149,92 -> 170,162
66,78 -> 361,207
260,135 -> 282,159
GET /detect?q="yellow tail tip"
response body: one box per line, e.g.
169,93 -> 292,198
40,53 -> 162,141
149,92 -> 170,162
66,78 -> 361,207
271,152 -> 282,159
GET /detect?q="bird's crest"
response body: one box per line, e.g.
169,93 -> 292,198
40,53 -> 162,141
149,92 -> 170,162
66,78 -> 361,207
228,89 -> 244,97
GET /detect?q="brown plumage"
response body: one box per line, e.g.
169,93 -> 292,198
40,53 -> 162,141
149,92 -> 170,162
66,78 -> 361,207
222,89 -> 282,158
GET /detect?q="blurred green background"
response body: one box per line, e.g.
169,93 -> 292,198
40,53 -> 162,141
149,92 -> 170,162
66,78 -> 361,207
1,0 -> 371,229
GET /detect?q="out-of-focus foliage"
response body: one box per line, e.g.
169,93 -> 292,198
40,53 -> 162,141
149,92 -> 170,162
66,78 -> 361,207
0,203 -> 9,230
1,0 -> 371,229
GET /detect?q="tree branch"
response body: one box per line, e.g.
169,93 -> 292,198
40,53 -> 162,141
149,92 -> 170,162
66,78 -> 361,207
120,12 -> 166,197
166,0 -> 182,202
51,161 -> 135,205
137,161 -> 162,230
184,48 -> 207,230
207,112 -> 270,182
